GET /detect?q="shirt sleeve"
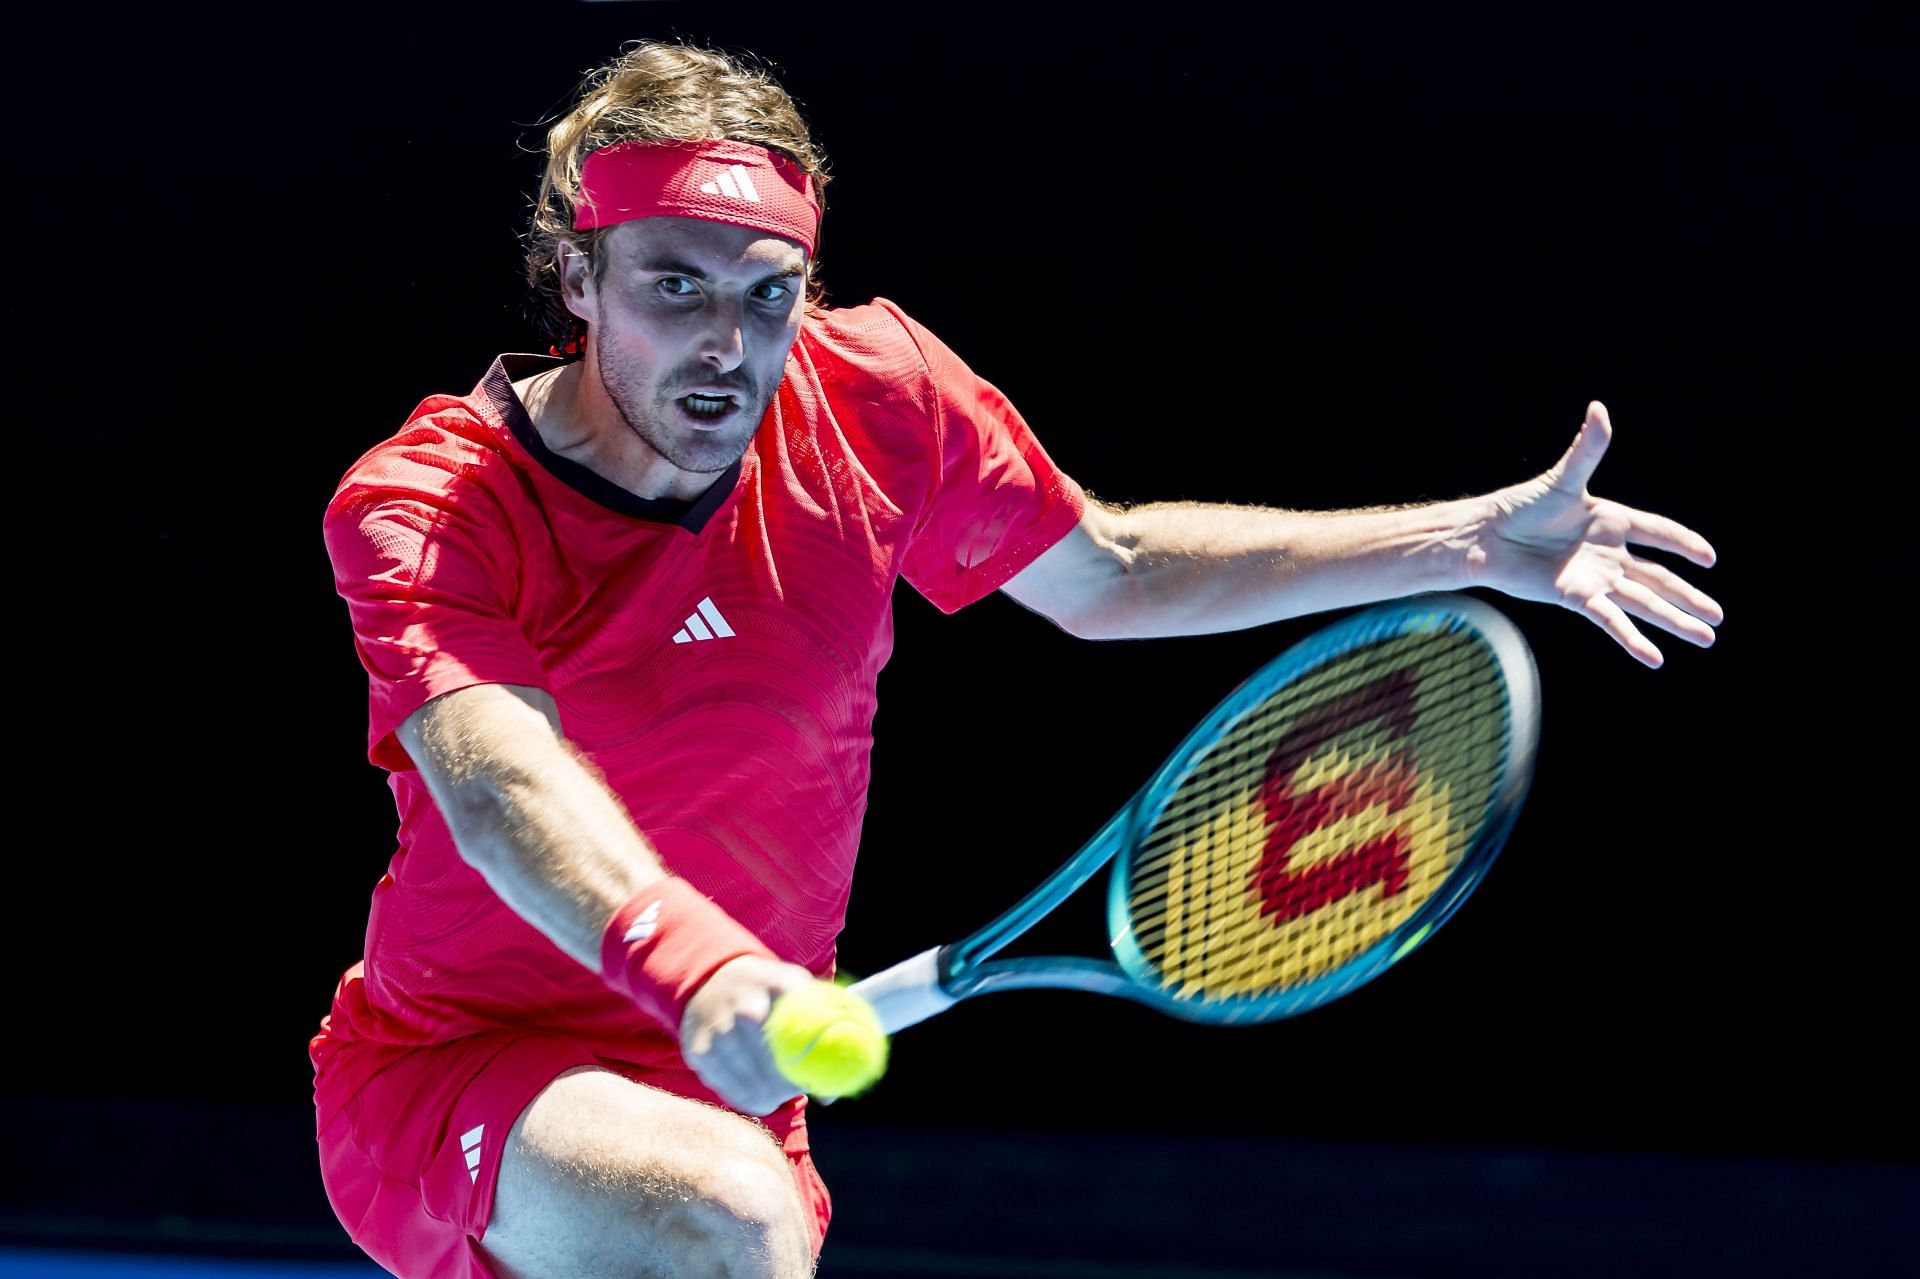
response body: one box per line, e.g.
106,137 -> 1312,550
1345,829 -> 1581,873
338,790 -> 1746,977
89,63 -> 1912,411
886,304 -> 1088,613
323,449 -> 549,770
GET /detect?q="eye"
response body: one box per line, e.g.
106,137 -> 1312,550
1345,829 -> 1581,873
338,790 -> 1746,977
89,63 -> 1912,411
752,280 -> 796,304
655,276 -> 698,297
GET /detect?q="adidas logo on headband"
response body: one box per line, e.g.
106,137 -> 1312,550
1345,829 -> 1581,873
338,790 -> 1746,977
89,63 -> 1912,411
699,166 -> 762,203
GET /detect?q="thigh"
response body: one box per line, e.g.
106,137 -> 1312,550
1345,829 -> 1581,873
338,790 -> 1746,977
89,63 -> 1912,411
316,1030 -> 604,1279
481,1067 -> 819,1279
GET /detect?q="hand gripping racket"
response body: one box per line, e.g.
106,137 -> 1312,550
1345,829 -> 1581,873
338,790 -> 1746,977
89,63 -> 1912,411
850,593 -> 1540,1033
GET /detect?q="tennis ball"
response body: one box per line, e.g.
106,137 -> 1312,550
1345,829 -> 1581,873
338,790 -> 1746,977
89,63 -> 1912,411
764,980 -> 889,1098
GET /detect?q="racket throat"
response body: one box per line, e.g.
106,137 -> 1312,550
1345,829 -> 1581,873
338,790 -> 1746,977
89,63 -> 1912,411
845,947 -> 961,1035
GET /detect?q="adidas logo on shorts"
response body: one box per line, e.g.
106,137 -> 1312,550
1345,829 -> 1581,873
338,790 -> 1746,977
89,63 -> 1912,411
460,1124 -> 485,1184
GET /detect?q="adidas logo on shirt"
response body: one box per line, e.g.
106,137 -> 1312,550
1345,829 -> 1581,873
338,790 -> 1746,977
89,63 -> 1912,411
672,597 -> 735,644
699,166 -> 762,203
460,1124 -> 485,1184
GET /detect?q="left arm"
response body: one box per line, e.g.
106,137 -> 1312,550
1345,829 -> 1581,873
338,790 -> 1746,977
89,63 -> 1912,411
1003,402 -> 1722,667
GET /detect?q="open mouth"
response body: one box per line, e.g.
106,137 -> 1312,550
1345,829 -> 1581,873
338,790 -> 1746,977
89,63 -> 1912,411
680,392 -> 740,420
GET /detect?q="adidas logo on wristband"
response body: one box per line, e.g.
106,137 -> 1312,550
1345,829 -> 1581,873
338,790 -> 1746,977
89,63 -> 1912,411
623,900 -> 663,944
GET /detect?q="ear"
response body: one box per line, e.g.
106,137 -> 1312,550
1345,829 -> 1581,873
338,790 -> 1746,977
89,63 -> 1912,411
558,238 -> 596,324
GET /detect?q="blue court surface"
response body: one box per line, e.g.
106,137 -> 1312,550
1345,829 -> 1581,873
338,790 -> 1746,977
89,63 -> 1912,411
4,1097 -> 1914,1278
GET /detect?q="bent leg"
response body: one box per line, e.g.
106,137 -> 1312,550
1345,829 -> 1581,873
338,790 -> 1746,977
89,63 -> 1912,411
481,1066 -> 816,1279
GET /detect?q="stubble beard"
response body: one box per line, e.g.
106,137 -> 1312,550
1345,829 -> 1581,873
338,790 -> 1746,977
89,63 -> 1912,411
595,328 -> 773,476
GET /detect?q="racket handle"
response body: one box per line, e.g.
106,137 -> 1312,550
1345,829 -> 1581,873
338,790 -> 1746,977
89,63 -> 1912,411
845,947 -> 957,1035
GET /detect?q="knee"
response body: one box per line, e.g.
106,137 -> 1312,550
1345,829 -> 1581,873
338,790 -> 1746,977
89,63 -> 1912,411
485,1071 -> 815,1278
674,1144 -> 814,1276
491,1132 -> 811,1278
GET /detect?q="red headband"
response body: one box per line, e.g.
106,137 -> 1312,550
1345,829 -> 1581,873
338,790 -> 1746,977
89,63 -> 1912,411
574,139 -> 821,254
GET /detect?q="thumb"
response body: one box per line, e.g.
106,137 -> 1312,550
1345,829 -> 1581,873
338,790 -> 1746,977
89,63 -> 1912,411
1550,400 -> 1613,491
770,964 -> 823,998
761,967 -> 824,1021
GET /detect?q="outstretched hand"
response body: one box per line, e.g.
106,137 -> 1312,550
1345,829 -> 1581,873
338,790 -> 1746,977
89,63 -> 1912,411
1469,401 -> 1722,668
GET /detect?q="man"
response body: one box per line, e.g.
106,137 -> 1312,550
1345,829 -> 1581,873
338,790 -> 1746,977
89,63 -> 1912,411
311,39 -> 1720,1279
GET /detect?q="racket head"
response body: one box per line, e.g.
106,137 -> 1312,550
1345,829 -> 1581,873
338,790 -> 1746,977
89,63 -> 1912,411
1107,593 -> 1539,1024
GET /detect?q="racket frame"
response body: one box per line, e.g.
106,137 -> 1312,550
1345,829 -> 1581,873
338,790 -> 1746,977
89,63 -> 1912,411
852,593 -> 1540,1034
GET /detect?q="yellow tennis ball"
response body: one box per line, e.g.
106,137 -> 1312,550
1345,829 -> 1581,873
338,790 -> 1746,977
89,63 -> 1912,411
765,980 -> 889,1098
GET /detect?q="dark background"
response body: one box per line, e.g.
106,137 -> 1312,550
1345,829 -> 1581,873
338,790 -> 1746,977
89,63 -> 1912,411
10,0 -> 1914,1270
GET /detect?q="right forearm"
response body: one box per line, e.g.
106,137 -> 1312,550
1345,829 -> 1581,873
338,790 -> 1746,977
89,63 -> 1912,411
455,744 -> 792,1061
400,686 -> 812,1111
399,684 -> 788,1070
430,737 -> 670,970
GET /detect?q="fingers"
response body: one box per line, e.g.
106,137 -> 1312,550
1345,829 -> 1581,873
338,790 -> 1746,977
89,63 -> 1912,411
1564,407 -> 1713,566
1575,561 -> 1721,666
1623,558 -> 1724,633
1613,576 -> 1716,649
1579,592 -> 1665,669
1541,401 -> 1721,668
1556,408 -> 1720,570
680,959 -> 819,1115
688,1017 -> 802,1115
1604,499 -> 1718,568
765,963 -> 819,997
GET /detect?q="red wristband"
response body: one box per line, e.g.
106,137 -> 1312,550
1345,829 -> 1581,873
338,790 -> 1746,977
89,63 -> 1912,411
600,879 -> 777,1034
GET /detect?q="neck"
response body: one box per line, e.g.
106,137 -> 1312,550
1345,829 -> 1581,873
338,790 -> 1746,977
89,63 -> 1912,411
515,361 -> 715,503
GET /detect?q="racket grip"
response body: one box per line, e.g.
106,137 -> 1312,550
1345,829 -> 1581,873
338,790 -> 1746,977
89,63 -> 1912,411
845,947 -> 957,1035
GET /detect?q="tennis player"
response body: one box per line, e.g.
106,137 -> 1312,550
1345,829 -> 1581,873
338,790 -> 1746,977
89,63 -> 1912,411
309,40 -> 1722,1279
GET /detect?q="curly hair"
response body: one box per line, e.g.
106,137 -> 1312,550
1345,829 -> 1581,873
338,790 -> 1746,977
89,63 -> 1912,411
524,41 -> 830,352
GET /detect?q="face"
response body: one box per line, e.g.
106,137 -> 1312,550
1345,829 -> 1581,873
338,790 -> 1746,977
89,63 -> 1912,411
567,217 -> 808,476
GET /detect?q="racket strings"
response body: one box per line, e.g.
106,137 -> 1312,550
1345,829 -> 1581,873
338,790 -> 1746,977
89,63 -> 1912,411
1123,629 -> 1509,1004
1126,639 -> 1495,898
1121,649 -> 1497,925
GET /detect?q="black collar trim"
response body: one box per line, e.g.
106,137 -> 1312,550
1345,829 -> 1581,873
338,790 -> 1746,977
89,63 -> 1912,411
481,354 -> 743,534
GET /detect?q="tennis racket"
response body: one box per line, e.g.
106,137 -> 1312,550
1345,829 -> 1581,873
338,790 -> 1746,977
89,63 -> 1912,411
850,592 -> 1540,1033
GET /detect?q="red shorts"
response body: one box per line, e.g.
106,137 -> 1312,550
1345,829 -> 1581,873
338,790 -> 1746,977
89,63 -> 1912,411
312,1020 -> 831,1278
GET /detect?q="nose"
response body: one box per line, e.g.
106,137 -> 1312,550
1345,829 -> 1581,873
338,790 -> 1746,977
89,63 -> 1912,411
697,294 -> 747,374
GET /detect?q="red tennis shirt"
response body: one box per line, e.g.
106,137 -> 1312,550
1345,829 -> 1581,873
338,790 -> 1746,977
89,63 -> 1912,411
316,298 -> 1086,1095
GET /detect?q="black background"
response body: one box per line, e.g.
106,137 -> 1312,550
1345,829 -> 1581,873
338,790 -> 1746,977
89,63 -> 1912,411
16,0 -> 1913,1194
